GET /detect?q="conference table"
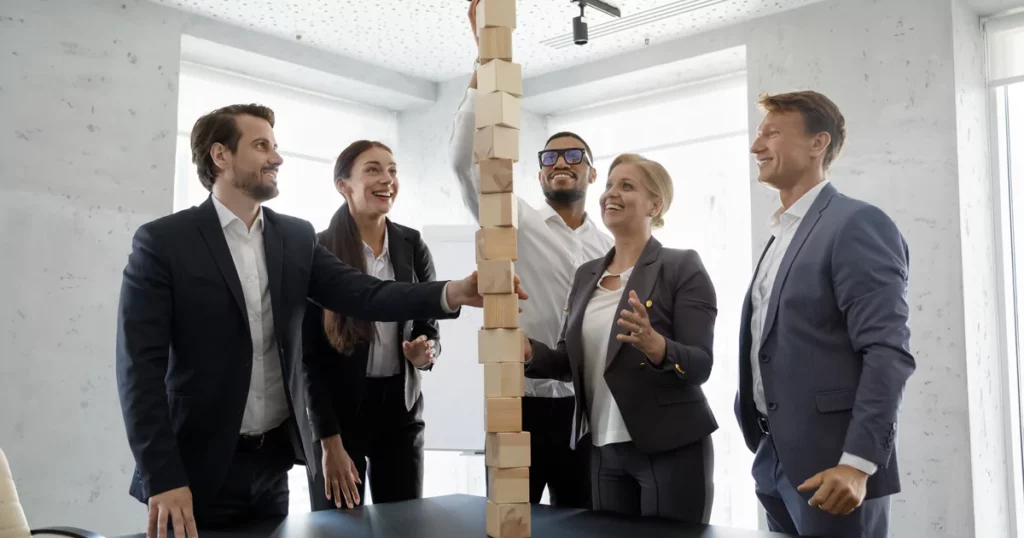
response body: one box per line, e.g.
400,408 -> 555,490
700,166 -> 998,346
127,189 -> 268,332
117,494 -> 796,537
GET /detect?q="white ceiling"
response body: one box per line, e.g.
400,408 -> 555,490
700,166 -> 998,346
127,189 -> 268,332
968,0 -> 1024,15
150,0 -> 824,82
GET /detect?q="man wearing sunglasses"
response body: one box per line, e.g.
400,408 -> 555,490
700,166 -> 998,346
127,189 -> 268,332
446,0 -> 615,509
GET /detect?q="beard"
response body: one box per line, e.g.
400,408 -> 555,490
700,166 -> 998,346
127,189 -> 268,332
233,167 -> 279,202
542,170 -> 586,206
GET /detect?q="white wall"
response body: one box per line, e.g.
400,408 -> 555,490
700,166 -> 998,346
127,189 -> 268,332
0,0 -> 185,535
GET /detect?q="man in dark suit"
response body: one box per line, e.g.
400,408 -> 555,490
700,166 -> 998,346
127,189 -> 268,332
736,91 -> 915,537
115,104 -> 523,538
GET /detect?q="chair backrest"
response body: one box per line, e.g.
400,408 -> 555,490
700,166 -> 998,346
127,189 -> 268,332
0,448 -> 30,538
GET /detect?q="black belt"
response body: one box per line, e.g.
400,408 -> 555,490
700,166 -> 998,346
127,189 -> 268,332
238,423 -> 288,452
757,413 -> 771,435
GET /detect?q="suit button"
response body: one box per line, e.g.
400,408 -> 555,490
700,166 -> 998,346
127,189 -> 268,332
767,402 -> 777,411
759,353 -> 770,363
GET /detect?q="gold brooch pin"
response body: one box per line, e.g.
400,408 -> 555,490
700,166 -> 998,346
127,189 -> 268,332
645,300 -> 653,308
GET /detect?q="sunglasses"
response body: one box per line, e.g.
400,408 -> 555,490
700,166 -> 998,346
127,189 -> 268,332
538,148 -> 591,168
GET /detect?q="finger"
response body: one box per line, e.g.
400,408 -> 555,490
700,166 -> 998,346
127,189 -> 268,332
184,506 -> 199,538
819,487 -> 844,514
157,504 -> 168,538
619,309 -> 644,324
797,472 -> 824,492
334,479 -> 344,508
616,333 -> 640,344
808,477 -> 835,507
616,318 -> 640,333
349,466 -> 362,504
627,295 -> 649,318
171,506 -> 186,538
342,477 -> 358,508
147,503 -> 158,538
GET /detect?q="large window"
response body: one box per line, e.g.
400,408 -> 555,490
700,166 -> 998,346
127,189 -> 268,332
547,74 -> 756,529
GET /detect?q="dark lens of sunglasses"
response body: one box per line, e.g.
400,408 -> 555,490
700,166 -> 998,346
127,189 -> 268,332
540,151 -> 558,166
564,149 -> 584,164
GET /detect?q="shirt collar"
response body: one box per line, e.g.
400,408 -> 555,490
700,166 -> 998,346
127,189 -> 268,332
211,194 -> 264,232
538,202 -> 595,233
363,225 -> 390,260
768,180 -> 830,230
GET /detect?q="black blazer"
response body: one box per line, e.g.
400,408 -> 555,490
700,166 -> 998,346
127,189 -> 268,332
526,237 -> 718,454
302,219 -> 440,442
114,197 -> 457,510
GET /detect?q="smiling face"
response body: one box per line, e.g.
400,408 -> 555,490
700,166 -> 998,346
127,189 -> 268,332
750,109 -> 830,191
537,136 -> 596,206
599,162 -> 662,235
211,113 -> 283,202
337,146 -> 398,217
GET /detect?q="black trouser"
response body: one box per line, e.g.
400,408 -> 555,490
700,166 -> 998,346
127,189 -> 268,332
522,395 -> 591,508
309,374 -> 425,510
591,436 -> 714,523
193,424 -> 293,529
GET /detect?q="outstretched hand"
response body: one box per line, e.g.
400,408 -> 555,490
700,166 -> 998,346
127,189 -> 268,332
446,272 -> 529,309
616,290 -> 666,364
403,335 -> 436,368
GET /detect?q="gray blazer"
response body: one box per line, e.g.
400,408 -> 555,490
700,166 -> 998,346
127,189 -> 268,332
528,237 -> 719,453
734,182 -> 915,500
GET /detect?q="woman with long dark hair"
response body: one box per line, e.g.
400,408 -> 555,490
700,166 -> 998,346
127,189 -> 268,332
303,140 -> 440,510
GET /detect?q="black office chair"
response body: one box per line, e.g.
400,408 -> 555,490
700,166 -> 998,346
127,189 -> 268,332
1,448 -> 107,538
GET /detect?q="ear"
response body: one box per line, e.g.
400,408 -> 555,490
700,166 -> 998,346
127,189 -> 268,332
210,142 -> 230,173
588,166 -> 598,185
650,198 -> 663,218
809,132 -> 831,160
336,178 -> 351,198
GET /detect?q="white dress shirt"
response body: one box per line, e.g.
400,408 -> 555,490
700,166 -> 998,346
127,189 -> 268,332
212,195 -> 290,436
749,180 -> 877,476
450,88 -> 614,399
362,228 -> 402,378
581,268 -> 634,447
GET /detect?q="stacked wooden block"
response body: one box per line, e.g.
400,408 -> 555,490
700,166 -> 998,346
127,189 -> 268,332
474,1 -> 530,537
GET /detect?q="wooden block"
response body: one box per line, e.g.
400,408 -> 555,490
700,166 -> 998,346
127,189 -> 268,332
487,501 -> 531,538
479,192 -> 518,228
479,159 -> 514,194
477,60 -> 523,97
485,363 -> 525,398
477,0 -> 516,32
479,26 -> 513,62
487,467 -> 530,504
486,432 -> 531,468
476,91 -> 521,129
478,259 -> 515,294
484,294 -> 519,329
478,329 -> 524,364
476,227 -> 517,261
485,397 -> 522,432
474,125 -> 519,162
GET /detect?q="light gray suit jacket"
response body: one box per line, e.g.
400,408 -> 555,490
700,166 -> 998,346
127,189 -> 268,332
734,182 -> 915,500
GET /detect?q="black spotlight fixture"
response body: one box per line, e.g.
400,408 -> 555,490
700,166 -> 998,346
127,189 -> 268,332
571,0 -> 621,46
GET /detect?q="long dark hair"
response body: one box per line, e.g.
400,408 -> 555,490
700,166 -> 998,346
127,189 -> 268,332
322,140 -> 394,354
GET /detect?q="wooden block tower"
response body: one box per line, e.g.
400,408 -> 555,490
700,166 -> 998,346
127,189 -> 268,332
474,1 -> 530,537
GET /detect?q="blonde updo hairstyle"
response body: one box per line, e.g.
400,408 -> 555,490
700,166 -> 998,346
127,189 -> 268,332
607,153 -> 674,228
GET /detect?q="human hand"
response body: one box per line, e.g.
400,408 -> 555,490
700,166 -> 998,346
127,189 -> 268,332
147,486 -> 197,538
615,290 -> 667,364
403,335 -> 436,368
321,435 -> 362,509
446,272 -> 528,309
468,0 -> 481,46
797,464 -> 869,515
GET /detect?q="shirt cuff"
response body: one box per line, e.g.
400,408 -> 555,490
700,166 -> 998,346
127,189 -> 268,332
440,282 -> 458,314
839,452 -> 878,476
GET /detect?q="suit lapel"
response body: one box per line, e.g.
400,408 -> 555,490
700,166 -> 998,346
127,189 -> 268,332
387,220 -> 413,348
759,185 -> 837,346
605,237 -> 662,371
567,251 -> 609,381
263,210 -> 285,339
195,198 -> 246,317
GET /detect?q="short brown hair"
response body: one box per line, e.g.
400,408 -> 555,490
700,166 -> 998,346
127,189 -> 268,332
758,91 -> 846,169
608,153 -> 674,228
190,104 -> 276,191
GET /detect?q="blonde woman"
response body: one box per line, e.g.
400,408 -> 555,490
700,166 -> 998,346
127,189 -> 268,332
524,153 -> 718,522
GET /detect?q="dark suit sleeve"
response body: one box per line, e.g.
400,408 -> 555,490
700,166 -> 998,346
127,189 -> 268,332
524,269 -> 580,383
302,300 -> 341,441
831,205 -> 916,467
410,234 -> 441,371
652,251 -> 718,385
306,224 -> 458,322
115,225 -> 188,499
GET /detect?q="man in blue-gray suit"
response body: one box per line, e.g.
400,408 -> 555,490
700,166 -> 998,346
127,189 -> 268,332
736,90 -> 915,538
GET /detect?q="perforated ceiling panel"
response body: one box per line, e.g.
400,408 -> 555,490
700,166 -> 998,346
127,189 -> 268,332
149,0 -> 824,81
